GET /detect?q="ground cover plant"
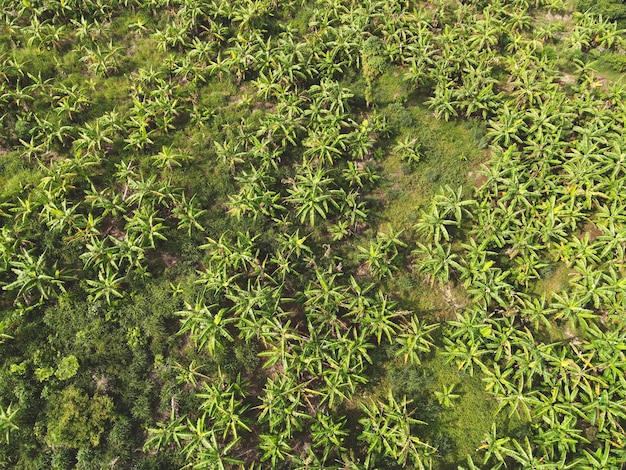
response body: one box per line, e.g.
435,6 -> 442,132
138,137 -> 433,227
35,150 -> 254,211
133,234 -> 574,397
1,0 -> 626,468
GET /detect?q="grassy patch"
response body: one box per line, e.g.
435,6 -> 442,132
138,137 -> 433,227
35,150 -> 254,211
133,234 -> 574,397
533,262 -> 572,298
377,101 -> 512,466
0,151 -> 40,197
368,66 -> 412,106
589,56 -> 626,84
385,353 -> 524,469
378,103 -> 487,231
427,360 -> 496,468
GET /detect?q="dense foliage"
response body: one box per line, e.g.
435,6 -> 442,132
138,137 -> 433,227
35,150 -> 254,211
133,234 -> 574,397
1,0 -> 626,468
578,0 -> 626,27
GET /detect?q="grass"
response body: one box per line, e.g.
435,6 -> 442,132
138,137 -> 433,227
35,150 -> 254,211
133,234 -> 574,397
533,262 -> 572,298
378,103 -> 488,231
589,56 -> 626,84
5,0 -> 615,466
379,102 -> 506,460
0,150 -> 41,197
368,66 -> 412,106
383,352 -> 526,470
425,358 -> 496,468
374,83 -> 509,469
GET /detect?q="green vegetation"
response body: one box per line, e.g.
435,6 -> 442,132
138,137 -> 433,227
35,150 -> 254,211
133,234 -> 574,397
578,0 -> 626,27
1,0 -> 626,468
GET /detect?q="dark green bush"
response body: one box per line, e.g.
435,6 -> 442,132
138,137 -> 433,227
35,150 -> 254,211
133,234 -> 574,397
604,52 -> 626,72
578,0 -> 626,25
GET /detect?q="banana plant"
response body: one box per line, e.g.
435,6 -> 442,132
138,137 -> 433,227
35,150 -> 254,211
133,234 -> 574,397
177,296 -> 235,355
395,316 -> 438,365
285,163 -> 339,226
84,265 -> 125,304
0,403 -> 19,444
310,412 -> 348,463
197,371 -> 251,441
3,249 -> 73,306
358,390 -> 435,468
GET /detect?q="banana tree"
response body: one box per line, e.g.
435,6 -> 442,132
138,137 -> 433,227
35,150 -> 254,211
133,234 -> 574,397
395,316 -> 438,365
172,193 -> 206,236
258,431 -> 292,468
256,373 -> 309,437
412,241 -> 460,287
310,412 -> 348,462
177,296 -> 235,355
84,265 -> 125,304
358,390 -> 435,468
3,249 -> 73,306
197,371 -> 251,441
0,403 -> 19,444
285,163 -> 339,226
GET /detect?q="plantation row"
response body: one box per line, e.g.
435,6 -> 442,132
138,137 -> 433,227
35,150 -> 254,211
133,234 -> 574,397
1,0 -> 626,468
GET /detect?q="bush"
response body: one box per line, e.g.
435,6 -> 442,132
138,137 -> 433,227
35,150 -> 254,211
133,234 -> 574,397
603,53 -> 626,72
45,385 -> 114,449
51,448 -> 75,470
107,417 -> 135,456
578,0 -> 626,25
362,36 -> 387,82
384,102 -> 414,132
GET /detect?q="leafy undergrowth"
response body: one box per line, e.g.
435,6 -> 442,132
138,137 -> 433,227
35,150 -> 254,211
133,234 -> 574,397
379,104 -> 488,232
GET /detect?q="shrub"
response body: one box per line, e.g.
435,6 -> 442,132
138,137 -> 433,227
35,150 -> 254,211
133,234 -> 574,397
578,0 -> 626,26
45,385 -> 114,449
362,36 -> 387,82
604,53 -> 626,72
